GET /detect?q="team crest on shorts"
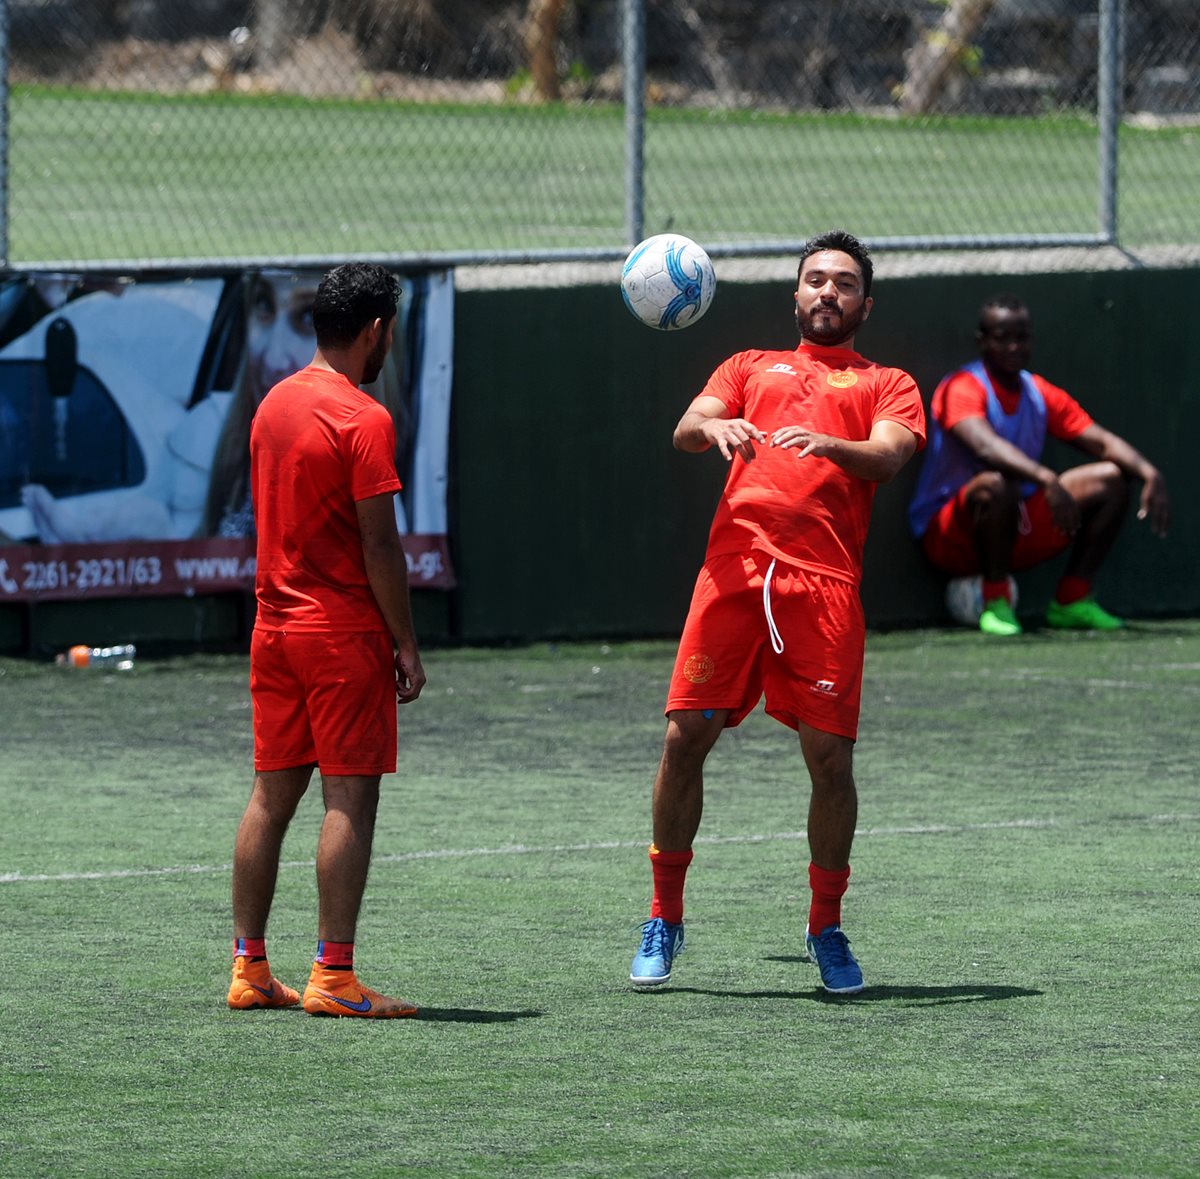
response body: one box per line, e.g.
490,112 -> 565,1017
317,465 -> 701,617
683,653 -> 715,683
826,370 -> 858,388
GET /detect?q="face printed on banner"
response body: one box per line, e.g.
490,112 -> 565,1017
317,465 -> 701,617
247,273 -> 318,402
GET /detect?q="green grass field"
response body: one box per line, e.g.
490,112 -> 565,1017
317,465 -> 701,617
10,86 -> 1200,264
2,623 -> 1198,1177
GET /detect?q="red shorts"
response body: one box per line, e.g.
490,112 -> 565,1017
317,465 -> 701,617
921,486 -> 1072,576
666,551 -> 865,740
251,628 -> 397,776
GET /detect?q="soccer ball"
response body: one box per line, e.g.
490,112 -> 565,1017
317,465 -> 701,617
945,575 -> 1019,626
620,234 -> 716,331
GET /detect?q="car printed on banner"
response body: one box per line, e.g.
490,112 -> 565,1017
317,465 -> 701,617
0,278 -> 230,545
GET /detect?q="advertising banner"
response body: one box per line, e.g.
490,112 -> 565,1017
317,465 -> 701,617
0,268 -> 455,599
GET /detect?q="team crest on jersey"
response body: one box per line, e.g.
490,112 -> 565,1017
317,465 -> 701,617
683,654 -> 715,684
826,371 -> 858,388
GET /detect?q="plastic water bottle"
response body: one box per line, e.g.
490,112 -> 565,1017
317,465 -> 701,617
56,643 -> 136,671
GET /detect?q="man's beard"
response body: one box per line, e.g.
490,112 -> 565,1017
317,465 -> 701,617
796,302 -> 866,346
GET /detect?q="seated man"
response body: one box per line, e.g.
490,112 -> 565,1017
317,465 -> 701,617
908,293 -> 1170,635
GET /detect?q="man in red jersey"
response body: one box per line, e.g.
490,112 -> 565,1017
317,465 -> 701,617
629,229 -> 926,994
908,294 -> 1170,636
227,262 -> 426,1018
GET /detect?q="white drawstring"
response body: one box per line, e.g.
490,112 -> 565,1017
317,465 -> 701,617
762,558 -> 784,654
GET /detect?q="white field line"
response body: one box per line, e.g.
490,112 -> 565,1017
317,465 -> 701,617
1,813 -> 1196,886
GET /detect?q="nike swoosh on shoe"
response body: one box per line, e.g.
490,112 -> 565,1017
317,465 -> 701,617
316,989 -> 373,1013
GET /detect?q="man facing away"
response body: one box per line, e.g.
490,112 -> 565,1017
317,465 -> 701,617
630,229 -> 926,994
227,262 -> 426,1018
908,293 -> 1170,636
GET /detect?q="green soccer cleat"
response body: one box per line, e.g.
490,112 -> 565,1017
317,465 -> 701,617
1046,596 -> 1125,631
979,598 -> 1022,636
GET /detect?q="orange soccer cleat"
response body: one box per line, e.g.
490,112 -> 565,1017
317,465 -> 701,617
302,966 -> 419,1019
227,957 -> 301,1010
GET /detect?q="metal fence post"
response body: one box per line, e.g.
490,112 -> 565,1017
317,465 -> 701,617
0,0 -> 8,267
623,0 -> 645,248
1097,0 -> 1122,244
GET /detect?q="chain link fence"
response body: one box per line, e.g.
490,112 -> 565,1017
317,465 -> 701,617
3,0 -> 1198,268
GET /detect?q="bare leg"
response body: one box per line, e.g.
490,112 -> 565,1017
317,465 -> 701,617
1059,462 -> 1130,581
962,471 -> 1022,582
651,709 -> 728,850
798,723 -> 857,870
316,774 -> 382,943
232,765 -> 314,938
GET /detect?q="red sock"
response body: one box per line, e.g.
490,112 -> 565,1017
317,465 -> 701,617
1055,575 -> 1091,605
648,844 -> 693,925
808,862 -> 850,935
981,577 -> 1011,604
233,936 -> 266,962
315,940 -> 354,970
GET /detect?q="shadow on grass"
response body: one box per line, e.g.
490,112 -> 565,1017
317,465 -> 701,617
1021,620 -> 1186,637
416,1007 -> 545,1023
871,619 -> 1196,646
662,984 -> 1041,1006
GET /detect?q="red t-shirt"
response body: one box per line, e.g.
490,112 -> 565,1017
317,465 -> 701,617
701,343 -> 926,584
251,366 -> 401,633
932,368 -> 1093,440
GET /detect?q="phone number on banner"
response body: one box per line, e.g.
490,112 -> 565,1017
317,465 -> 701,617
14,556 -> 163,594
0,540 -> 259,601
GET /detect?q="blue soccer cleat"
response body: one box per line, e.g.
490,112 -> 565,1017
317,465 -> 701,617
805,924 -> 865,994
630,917 -> 685,987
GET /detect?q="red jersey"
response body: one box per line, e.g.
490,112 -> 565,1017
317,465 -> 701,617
932,368 -> 1093,439
251,366 -> 401,633
701,343 -> 925,585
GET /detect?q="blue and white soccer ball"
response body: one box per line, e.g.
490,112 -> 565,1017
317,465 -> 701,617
945,575 -> 1019,626
621,233 -> 716,330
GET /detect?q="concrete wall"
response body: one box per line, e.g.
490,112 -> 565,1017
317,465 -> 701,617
449,264 -> 1199,641
4,262 -> 1196,653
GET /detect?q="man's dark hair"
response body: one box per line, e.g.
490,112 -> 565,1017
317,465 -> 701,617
978,292 -> 1028,332
312,262 -> 400,349
797,229 -> 873,297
